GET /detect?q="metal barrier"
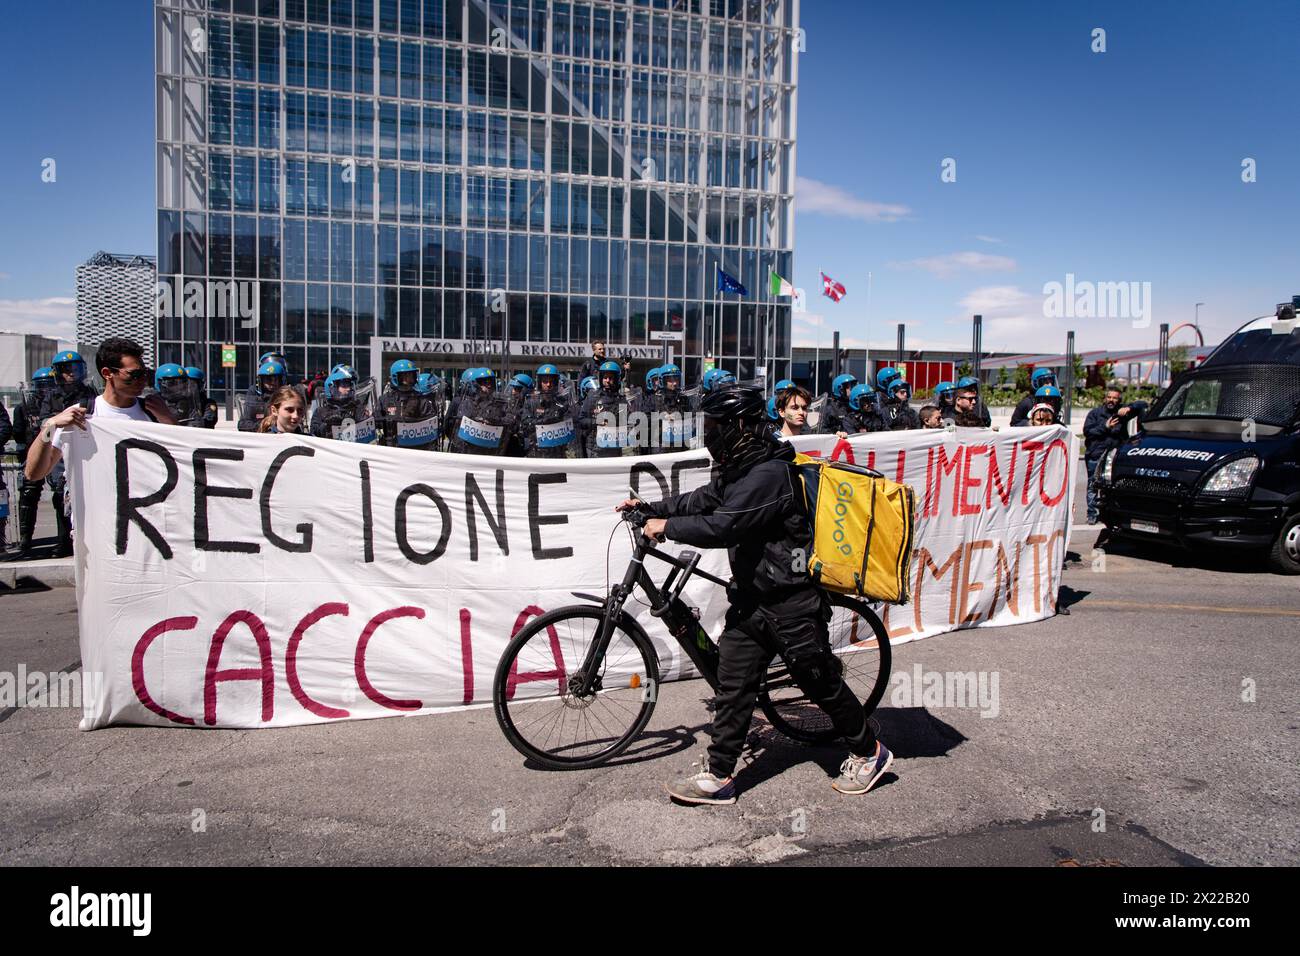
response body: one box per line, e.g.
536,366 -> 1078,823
1,458 -> 21,553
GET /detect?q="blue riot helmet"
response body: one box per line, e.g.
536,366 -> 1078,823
32,366 -> 55,396
715,369 -> 737,387
510,373 -> 534,391
256,358 -> 286,393
646,366 -> 664,392
154,363 -> 191,402
468,367 -> 496,393
331,363 -> 357,379
875,367 -> 901,394
1031,368 -> 1057,389
51,350 -> 87,387
831,373 -> 857,401
701,368 -> 723,392
460,368 -> 474,385
414,373 -> 433,395
535,363 -> 561,393
184,365 -> 205,383
1035,384 -> 1063,410
934,381 -> 955,404
580,375 -> 598,396
888,378 -> 913,404
597,359 -> 621,389
775,378 -> 795,394
956,375 -> 980,391
390,358 -> 419,389
260,352 -> 290,379
324,367 -> 356,401
766,395 -> 779,421
849,382 -> 877,412
660,363 -> 682,390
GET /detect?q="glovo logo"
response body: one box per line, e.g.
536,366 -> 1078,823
832,479 -> 854,556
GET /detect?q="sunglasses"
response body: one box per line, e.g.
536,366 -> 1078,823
111,367 -> 148,382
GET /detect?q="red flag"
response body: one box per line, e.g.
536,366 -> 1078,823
821,272 -> 847,302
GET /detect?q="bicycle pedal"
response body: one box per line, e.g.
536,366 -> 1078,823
689,606 -> 701,620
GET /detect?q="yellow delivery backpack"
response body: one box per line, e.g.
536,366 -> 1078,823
792,452 -> 916,604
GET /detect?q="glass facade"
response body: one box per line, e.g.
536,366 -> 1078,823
156,0 -> 798,395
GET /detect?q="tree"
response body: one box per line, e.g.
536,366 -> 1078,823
1071,353 -> 1087,390
996,365 -> 1009,387
956,360 -> 973,380
1169,344 -> 1191,376
1014,364 -> 1033,394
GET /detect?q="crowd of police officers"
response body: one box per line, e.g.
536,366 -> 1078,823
4,341 -> 1055,558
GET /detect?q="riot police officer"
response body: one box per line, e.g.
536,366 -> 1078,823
876,367 -> 922,430
519,364 -> 578,459
154,363 -> 206,427
8,367 -> 56,559
580,360 -> 632,458
446,368 -> 511,455
238,358 -> 287,431
847,383 -> 886,433
934,381 -> 957,424
645,362 -> 694,454
380,359 -> 440,450
817,373 -> 857,435
1010,368 -> 1057,427
184,366 -> 219,427
310,367 -> 375,442
38,351 -> 98,556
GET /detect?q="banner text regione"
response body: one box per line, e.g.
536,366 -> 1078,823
65,420 -> 1077,730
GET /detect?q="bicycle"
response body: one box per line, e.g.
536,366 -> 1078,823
492,506 -> 892,770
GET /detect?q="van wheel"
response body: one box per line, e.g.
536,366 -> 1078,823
1266,512 -> 1300,575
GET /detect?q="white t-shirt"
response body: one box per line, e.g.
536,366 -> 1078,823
51,398 -> 154,452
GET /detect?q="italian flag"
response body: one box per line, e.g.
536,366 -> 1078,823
769,269 -> 794,297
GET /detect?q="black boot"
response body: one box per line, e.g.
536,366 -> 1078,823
53,508 -> 73,558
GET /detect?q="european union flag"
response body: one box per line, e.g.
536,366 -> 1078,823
716,266 -> 748,296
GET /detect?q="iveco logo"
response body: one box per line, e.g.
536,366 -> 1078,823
1134,467 -> 1173,478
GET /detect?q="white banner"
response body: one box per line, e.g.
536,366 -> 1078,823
65,420 -> 1076,730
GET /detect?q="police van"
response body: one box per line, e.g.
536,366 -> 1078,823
1097,299 -> 1300,573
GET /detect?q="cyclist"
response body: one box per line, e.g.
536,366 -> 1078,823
615,384 -> 893,805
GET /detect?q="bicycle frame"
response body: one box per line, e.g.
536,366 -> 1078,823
574,518 -> 731,697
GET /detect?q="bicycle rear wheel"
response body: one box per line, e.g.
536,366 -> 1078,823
757,593 -> 892,745
492,605 -> 660,770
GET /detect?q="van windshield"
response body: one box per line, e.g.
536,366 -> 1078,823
1151,365 -> 1300,426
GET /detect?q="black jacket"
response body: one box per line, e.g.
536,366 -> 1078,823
1009,395 -> 1036,427
0,403 -> 11,449
882,401 -> 922,430
1084,402 -> 1148,460
817,396 -> 854,434
644,442 -> 814,601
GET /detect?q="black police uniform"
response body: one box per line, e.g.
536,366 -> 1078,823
379,385 -> 440,450
520,388 -> 578,459
644,386 -> 694,455
446,388 -> 511,455
817,394 -> 855,435
579,385 -> 631,458
237,384 -> 276,432
640,439 -> 875,778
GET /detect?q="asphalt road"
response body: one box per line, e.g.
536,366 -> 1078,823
1,465 -> 1296,867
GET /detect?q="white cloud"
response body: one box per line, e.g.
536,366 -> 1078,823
0,296 -> 76,344
973,235 -> 1003,244
889,251 -> 1017,277
794,176 -> 911,223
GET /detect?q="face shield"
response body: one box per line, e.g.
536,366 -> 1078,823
159,376 -> 194,403
397,371 -> 417,390
55,360 -> 87,390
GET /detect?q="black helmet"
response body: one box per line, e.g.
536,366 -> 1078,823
699,384 -> 767,423
700,385 -> 777,469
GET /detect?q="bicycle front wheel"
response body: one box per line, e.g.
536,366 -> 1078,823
757,593 -> 893,745
492,606 -> 661,770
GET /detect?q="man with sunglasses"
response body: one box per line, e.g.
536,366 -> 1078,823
25,339 -> 174,555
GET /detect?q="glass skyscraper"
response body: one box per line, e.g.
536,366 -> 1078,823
155,0 -> 798,397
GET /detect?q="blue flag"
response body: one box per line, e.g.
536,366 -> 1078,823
716,266 -> 748,296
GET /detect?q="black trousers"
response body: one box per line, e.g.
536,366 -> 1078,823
708,586 -> 874,778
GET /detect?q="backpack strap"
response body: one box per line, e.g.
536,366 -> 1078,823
137,398 -> 159,423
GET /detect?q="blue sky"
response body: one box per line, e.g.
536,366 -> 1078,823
0,0 -> 1297,356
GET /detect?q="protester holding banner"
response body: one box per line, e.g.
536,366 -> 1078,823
919,405 -> 943,428
256,386 -> 307,434
25,338 -> 174,556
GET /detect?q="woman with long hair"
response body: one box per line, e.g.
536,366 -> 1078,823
258,386 -> 306,434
